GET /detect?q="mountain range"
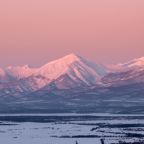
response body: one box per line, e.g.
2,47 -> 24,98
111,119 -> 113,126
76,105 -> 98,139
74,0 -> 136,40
0,54 -> 144,114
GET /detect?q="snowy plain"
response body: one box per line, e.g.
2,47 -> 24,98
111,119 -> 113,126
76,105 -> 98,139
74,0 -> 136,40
0,114 -> 144,144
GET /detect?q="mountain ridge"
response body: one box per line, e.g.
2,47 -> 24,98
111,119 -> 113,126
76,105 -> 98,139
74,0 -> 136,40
0,54 -> 144,113
0,54 -> 144,89
0,54 -> 108,89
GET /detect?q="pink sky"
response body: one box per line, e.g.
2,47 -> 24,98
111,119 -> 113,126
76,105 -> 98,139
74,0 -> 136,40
0,0 -> 144,67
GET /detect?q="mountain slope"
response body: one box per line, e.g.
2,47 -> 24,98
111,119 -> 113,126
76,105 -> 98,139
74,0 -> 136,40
31,54 -> 107,89
4,65 -> 38,80
121,57 -> 144,68
0,55 -> 144,114
0,55 -> 144,91
0,54 -> 108,92
102,57 -> 144,86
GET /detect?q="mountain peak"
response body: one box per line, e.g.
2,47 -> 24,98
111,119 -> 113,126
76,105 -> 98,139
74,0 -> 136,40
122,56 -> 144,68
7,64 -> 30,70
43,53 -> 82,67
38,53 -> 84,79
61,53 -> 82,63
134,57 -> 144,62
65,53 -> 80,58
37,53 -> 107,87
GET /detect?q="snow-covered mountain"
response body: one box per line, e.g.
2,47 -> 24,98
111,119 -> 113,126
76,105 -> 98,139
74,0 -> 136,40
0,54 -> 144,114
121,57 -> 144,68
0,54 -> 108,91
38,53 -> 107,80
102,57 -> 144,86
5,65 -> 38,80
35,54 -> 107,89
0,54 -> 144,90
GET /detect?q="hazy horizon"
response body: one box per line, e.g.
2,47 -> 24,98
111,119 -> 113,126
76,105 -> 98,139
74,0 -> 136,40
0,53 -> 143,68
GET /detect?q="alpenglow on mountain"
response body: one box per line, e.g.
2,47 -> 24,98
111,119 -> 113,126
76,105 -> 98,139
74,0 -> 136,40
0,54 -> 144,114
0,54 -> 107,90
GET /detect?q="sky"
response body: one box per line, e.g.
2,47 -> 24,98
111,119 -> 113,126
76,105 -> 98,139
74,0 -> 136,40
0,0 -> 144,67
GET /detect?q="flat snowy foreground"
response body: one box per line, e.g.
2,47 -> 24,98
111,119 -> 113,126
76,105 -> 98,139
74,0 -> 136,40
0,114 -> 144,144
